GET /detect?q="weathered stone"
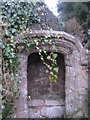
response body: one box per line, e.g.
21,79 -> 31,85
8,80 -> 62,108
13,30 -> 88,118
41,106 -> 65,118
45,100 -> 65,106
28,99 -> 45,107
28,109 -> 41,118
28,52 -> 65,100
13,110 -> 28,118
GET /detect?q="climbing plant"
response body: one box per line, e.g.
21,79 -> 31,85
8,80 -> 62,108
1,1 -> 59,118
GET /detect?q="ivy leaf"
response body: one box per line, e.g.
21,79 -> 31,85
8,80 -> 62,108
46,70 -> 49,73
10,39 -> 14,43
49,67 -> 52,70
39,49 -> 42,52
11,53 -> 15,58
5,30 -> 10,37
43,50 -> 46,54
2,23 -> 8,27
49,39 -> 52,44
52,53 -> 57,59
57,35 -> 60,38
45,35 -> 51,39
53,79 -> 56,83
50,71 -> 54,76
36,41 -> 39,46
47,55 -> 51,60
13,86 -> 19,94
14,25 -> 18,29
49,75 -> 52,80
41,57 -> 44,60
54,74 -> 58,79
1,105 -> 5,110
54,67 -> 59,73
36,46 -> 39,50
11,28 -> 17,34
44,39 -> 48,43
52,45 -> 57,51
10,59 -> 13,64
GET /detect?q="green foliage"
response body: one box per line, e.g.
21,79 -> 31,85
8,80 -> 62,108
1,1 -> 41,118
57,2 -> 89,32
1,1 -> 59,118
2,2 -> 40,37
31,36 -> 59,83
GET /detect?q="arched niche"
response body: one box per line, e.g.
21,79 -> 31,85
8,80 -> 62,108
27,52 -> 65,118
14,30 -> 88,118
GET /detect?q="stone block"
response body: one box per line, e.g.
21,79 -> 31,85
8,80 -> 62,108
13,110 -> 28,118
28,99 -> 45,107
15,96 -> 27,113
45,100 -> 65,106
28,109 -> 41,118
41,106 -> 65,118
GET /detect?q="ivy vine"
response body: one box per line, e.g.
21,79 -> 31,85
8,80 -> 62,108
22,35 -> 59,82
1,1 -> 59,118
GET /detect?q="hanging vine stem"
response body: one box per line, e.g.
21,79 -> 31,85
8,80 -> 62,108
31,36 -> 59,83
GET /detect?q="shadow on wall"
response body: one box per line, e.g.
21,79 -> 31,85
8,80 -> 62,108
27,52 -> 65,118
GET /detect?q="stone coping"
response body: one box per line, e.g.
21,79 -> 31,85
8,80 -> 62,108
15,30 -> 76,43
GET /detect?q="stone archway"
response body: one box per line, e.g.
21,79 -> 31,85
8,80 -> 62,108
14,30 -> 88,118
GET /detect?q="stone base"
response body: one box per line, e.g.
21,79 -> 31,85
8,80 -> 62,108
28,99 -> 65,118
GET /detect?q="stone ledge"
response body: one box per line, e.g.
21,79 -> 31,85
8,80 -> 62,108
15,30 -> 76,43
45,100 -> 65,106
28,99 -> 65,107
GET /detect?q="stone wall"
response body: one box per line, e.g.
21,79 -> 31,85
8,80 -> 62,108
27,53 -> 65,100
14,30 -> 88,118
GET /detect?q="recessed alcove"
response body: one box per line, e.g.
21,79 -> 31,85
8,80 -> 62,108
27,52 -> 65,118
14,30 -> 88,118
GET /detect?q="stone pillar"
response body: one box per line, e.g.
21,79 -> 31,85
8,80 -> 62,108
65,49 -> 88,118
76,65 -> 88,118
65,53 -> 76,117
14,53 -> 28,118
